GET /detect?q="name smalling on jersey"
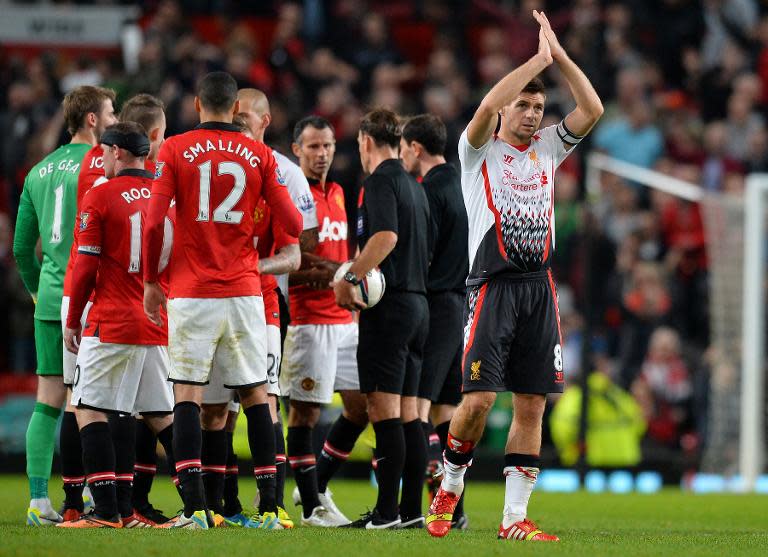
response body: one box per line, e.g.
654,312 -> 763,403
182,139 -> 262,167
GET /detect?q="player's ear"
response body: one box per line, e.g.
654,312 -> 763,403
232,99 -> 240,117
262,113 -> 272,131
291,141 -> 301,158
194,96 -> 201,114
86,111 -> 97,129
149,127 -> 160,143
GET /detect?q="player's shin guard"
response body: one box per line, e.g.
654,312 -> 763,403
442,433 -> 474,493
372,418 -> 405,521
287,426 -> 320,517
317,415 -> 365,493
173,402 -> 205,516
436,421 -> 466,517
400,419 -> 427,520
274,422 -> 287,508
60,410 -> 86,511
81,422 -> 118,520
502,453 -> 539,523
223,431 -> 242,516
244,403 -> 276,514
201,429 -> 227,515
27,402 -> 62,500
132,419 -> 157,510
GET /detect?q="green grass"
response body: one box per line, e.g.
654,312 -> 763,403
1,474 -> 766,557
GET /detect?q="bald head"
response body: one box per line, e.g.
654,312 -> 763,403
237,88 -> 271,140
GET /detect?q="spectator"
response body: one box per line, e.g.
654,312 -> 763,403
594,99 -> 664,168
632,327 -> 694,448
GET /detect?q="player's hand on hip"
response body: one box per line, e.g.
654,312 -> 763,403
534,10 -> 566,61
143,281 -> 167,327
64,326 -> 81,354
333,280 -> 367,311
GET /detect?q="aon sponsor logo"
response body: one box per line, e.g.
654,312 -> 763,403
319,216 -> 347,242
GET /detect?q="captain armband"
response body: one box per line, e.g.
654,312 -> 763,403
556,119 -> 584,147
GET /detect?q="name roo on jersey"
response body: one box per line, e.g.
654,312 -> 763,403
182,139 -> 262,167
319,216 -> 347,242
38,159 -> 81,178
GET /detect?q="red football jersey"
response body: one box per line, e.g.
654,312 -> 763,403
253,198 -> 298,324
63,145 -> 106,297
76,169 -> 167,345
144,122 -> 302,298
290,180 -> 353,325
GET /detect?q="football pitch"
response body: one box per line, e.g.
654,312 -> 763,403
0,475 -> 765,557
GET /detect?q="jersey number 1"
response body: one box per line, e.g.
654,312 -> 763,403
128,212 -> 173,274
196,161 -> 246,224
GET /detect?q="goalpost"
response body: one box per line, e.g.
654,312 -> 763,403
584,152 -> 766,490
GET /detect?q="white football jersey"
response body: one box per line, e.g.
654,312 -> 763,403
458,125 -> 572,283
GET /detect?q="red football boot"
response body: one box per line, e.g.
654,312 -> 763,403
497,518 -> 559,541
425,486 -> 461,538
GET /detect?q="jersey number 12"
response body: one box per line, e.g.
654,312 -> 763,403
196,161 -> 246,224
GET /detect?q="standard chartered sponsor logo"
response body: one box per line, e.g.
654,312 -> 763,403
319,216 -> 347,242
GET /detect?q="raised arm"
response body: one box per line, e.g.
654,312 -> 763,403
466,27 -> 553,148
534,10 -> 603,139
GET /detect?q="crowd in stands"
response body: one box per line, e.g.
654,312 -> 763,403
2,0 -> 765,468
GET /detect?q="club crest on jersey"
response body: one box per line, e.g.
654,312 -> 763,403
253,205 -> 265,224
334,194 -> 345,210
154,161 -> 165,178
79,213 -> 90,230
276,167 -> 286,186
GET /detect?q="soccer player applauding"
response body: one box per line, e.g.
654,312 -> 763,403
425,11 -> 602,541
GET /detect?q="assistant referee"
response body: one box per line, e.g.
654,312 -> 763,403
334,108 -> 430,529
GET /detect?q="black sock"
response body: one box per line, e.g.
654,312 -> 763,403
244,403 -> 276,514
274,421 -> 286,508
422,420 -> 442,464
108,415 -> 136,518
60,411 -> 85,511
201,429 -> 227,515
223,431 -> 241,516
372,418 -> 405,521
287,426 -> 319,517
400,419 -> 427,520
80,422 -> 118,520
173,402 -> 205,515
317,415 -> 366,493
155,424 -> 182,503
132,420 -> 157,510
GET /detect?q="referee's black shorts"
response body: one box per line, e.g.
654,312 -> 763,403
357,291 -> 429,396
462,270 -> 565,395
417,290 -> 464,406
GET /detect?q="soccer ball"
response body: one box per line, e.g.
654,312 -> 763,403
333,261 -> 386,308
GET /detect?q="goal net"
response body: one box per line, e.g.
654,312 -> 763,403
584,153 -> 767,488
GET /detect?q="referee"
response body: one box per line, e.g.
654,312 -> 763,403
334,108 -> 430,529
400,114 -> 469,529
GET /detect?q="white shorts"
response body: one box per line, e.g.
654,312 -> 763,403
203,324 -> 281,408
168,296 -> 267,388
280,322 -> 359,403
61,296 -> 93,386
72,336 -> 173,414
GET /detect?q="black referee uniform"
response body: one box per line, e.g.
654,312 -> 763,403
417,163 -> 469,406
356,159 -> 430,396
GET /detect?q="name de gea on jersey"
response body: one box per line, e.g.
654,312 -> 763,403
38,159 -> 81,177
182,138 -> 263,167
319,215 -> 347,242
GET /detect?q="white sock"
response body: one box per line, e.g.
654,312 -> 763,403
502,466 -> 538,525
441,459 -> 469,494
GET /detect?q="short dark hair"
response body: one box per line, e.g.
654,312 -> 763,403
198,72 -> 238,113
522,77 -> 546,96
120,94 -> 165,134
293,115 -> 334,144
359,108 -> 401,148
402,114 -> 447,156
62,85 -> 116,135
